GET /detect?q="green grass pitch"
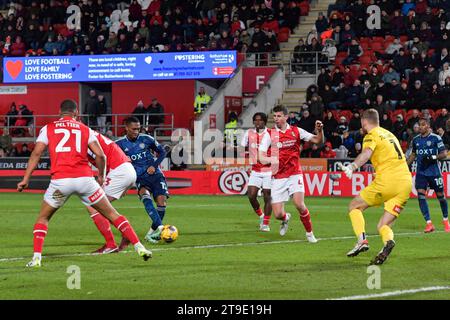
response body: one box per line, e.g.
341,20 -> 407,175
0,193 -> 449,300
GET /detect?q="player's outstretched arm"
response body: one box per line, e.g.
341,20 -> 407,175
17,142 -> 46,192
88,140 -> 107,186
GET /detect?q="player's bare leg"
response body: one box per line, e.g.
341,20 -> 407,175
260,189 -> 272,231
417,188 -> 435,233
292,192 -> 317,243
91,197 -> 152,261
370,211 -> 397,265
26,201 -> 58,267
436,191 -> 450,232
247,186 -> 264,227
272,202 -> 291,236
347,196 -> 370,257
87,195 -> 119,254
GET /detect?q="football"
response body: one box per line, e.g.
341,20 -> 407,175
161,225 -> 179,243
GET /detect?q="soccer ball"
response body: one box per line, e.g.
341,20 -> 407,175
160,225 -> 178,243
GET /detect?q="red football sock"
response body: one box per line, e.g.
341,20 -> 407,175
255,208 -> 263,216
91,212 -> 116,247
263,215 -> 271,225
278,213 -> 287,221
112,215 -> 139,245
33,223 -> 48,254
300,208 -> 313,233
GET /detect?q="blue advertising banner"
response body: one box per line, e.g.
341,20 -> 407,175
2,51 -> 236,83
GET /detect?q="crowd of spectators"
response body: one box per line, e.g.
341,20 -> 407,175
0,0 -> 313,57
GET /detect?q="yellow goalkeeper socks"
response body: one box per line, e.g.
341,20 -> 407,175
349,209 -> 366,242
379,225 -> 394,244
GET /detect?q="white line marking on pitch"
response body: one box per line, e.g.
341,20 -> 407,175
0,231 -> 441,263
329,286 -> 450,300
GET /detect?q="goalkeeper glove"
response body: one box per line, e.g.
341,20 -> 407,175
422,154 -> 438,166
337,162 -> 358,179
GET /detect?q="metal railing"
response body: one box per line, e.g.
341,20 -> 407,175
289,51 -> 331,83
0,112 -> 174,140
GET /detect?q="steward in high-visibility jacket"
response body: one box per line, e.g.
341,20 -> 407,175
194,87 -> 212,114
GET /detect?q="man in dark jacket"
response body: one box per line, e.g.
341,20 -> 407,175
85,89 -> 99,127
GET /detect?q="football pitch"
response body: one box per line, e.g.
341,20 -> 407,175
0,193 -> 449,300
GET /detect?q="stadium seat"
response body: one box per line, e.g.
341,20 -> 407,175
279,27 -> 291,34
359,55 -> 372,65
334,56 -> 345,66
277,32 -> 289,43
299,1 -> 310,16
276,32 -> 287,43
406,109 -> 420,122
400,35 -> 409,42
385,35 -> 396,43
360,42 -> 370,51
391,109 -> 406,122
339,110 -> 353,121
331,110 -> 339,120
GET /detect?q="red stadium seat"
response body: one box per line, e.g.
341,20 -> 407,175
370,42 -> 384,51
391,109 -> 406,122
359,55 -> 372,65
360,42 -> 370,51
339,110 -> 353,121
277,32 -> 289,42
279,27 -> 291,34
400,35 -> 408,43
385,35 -> 396,43
334,56 -> 345,66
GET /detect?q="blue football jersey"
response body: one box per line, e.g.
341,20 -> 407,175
116,134 -> 166,177
412,133 -> 446,177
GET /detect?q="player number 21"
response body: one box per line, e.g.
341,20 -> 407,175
55,128 -> 81,153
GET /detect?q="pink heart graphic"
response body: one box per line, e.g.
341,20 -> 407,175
5,60 -> 23,80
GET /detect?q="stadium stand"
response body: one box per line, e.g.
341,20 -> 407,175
2,0 -> 450,159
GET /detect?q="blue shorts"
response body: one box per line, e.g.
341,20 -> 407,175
415,174 -> 444,193
136,172 -> 169,199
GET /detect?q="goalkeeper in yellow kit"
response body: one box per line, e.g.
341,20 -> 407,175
339,109 -> 412,265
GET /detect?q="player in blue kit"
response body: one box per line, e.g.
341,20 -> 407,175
116,116 -> 169,244
407,118 -> 450,233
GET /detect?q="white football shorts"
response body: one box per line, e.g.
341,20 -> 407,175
103,162 -> 136,200
271,174 -> 305,203
44,176 -> 105,208
248,170 -> 272,189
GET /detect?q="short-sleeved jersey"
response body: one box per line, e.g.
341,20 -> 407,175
260,124 -> 314,179
411,132 -> 446,177
241,128 -> 271,173
88,132 -> 130,173
115,133 -> 166,177
36,116 -> 97,180
362,126 -> 410,179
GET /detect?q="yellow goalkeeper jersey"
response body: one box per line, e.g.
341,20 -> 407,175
362,126 -> 410,180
